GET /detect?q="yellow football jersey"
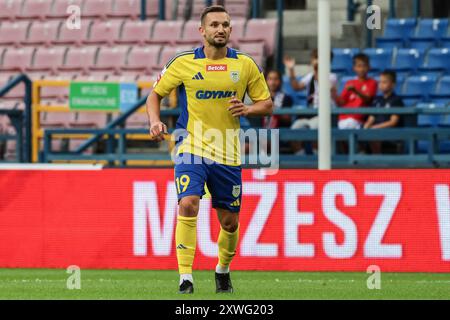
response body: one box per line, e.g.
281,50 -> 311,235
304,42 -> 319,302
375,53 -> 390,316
153,46 -> 270,166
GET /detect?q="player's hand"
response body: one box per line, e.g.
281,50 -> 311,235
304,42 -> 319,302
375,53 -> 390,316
347,85 -> 356,92
149,121 -> 168,142
283,56 -> 296,69
228,96 -> 248,117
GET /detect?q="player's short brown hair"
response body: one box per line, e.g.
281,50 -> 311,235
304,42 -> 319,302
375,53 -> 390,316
353,53 -> 370,66
200,5 -> 229,25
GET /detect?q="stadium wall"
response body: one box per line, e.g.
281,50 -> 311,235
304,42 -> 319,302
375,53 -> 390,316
0,168 -> 449,272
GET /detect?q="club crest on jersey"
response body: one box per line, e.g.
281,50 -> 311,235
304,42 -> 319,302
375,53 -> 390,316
206,64 -> 227,72
232,185 -> 241,198
230,71 -> 240,83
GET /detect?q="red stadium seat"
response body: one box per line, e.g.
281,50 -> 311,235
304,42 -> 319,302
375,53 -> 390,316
40,112 -> 75,128
241,19 -> 278,56
0,21 -> 30,47
0,0 -> 22,20
90,46 -> 129,75
58,46 -> 98,75
18,0 -> 53,21
153,45 -> 193,72
237,42 -> 265,67
122,45 -> 161,75
81,0 -> 113,20
27,47 -> 67,75
0,47 -> 35,73
109,0 -> 140,19
40,75 -> 70,100
229,19 -> 246,48
105,74 -> 140,82
48,0 -> 83,19
224,0 -> 250,19
53,19 -> 92,46
148,20 -> 184,45
126,112 -> 149,128
176,20 -> 202,46
117,19 -> 155,45
84,20 -> 123,46
146,0 -> 160,18
70,112 -> 109,128
22,20 -> 61,47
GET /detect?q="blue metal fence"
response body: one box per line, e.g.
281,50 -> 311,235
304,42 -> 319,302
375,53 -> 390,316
0,74 -> 32,162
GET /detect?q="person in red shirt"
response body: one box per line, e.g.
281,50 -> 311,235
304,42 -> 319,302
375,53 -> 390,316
333,53 -> 377,129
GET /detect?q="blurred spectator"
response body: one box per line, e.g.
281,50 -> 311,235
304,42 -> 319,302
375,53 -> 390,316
364,70 -> 404,154
262,69 -> 293,129
284,49 -> 337,155
333,53 -> 377,129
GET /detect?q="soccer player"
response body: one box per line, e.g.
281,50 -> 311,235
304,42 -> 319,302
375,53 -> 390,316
146,5 -> 273,294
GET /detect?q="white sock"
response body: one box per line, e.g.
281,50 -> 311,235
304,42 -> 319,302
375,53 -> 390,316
179,273 -> 193,285
215,264 -> 230,274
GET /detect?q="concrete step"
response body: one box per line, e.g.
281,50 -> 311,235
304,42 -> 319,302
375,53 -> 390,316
267,9 -> 348,23
306,0 -> 348,10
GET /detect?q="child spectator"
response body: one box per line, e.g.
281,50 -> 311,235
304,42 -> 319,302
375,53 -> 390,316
364,70 -> 404,154
333,53 -> 377,129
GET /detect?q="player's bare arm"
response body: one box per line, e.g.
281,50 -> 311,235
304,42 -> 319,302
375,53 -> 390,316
146,90 -> 168,142
228,96 -> 273,117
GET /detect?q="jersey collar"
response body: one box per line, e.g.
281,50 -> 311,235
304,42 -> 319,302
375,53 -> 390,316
194,46 -> 238,59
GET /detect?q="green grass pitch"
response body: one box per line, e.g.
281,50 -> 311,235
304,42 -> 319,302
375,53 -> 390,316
0,269 -> 449,300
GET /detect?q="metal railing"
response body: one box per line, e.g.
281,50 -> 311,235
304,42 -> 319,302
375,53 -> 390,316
0,74 -> 32,162
41,106 -> 450,168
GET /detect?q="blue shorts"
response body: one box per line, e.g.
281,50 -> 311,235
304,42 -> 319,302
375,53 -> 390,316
174,153 -> 242,213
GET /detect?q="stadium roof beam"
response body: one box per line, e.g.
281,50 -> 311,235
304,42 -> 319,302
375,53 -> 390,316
318,0 -> 331,170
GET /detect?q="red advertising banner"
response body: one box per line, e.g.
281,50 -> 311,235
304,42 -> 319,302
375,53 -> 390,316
0,169 -> 449,272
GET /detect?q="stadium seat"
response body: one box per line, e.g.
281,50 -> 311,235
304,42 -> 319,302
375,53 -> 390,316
240,19 -> 278,56
90,46 -> 129,75
331,48 -> 359,74
146,0 -> 160,18
420,48 -> 450,72
229,19 -> 247,48
17,0 -> 53,21
416,102 -> 444,127
401,75 -> 438,101
409,19 -> 449,46
176,20 -> 203,46
52,19 -> 92,46
109,0 -> 140,19
224,0 -> 250,19
26,47 -> 67,75
122,46 -> 161,75
148,20 -> 184,45
39,75 -> 70,101
153,46 -> 193,72
125,112 -> 148,128
0,21 -> 30,47
116,19 -> 154,46
430,75 -> 450,100
375,18 -> 416,48
84,20 -> 123,46
58,46 -> 98,75
48,0 -> 83,19
22,20 -> 61,47
40,112 -> 75,128
0,47 -> 35,73
392,48 -> 425,72
81,0 -> 113,20
363,48 -> 393,71
70,112 -> 108,128
0,0 -> 22,20
238,42 -> 265,67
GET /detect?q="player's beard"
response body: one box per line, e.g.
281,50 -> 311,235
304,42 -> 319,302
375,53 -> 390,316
206,36 -> 228,48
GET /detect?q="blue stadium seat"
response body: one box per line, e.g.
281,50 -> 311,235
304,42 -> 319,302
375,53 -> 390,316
420,48 -> 450,72
416,102 -> 445,153
376,18 -> 417,48
430,76 -> 450,103
331,48 -> 359,74
441,37 -> 450,49
282,76 -> 308,106
393,48 -> 425,72
363,48 -> 393,71
375,38 -> 404,49
401,75 -> 438,101
411,19 -> 449,39
409,19 -> 449,50
416,70 -> 443,79
373,74 -> 405,95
